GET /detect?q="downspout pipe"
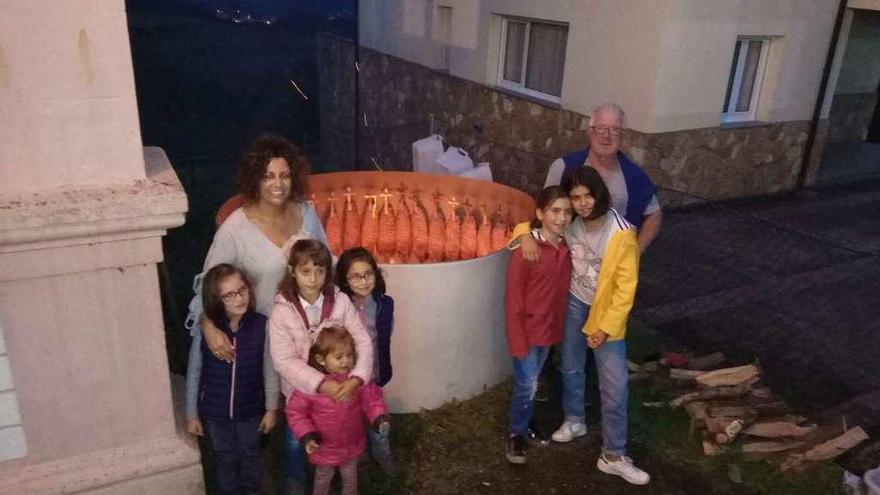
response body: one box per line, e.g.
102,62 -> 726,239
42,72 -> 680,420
796,0 -> 848,190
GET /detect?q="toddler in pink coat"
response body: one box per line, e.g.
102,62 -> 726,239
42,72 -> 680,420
286,325 -> 389,495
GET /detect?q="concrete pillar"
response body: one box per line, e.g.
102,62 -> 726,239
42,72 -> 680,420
0,1 -> 200,493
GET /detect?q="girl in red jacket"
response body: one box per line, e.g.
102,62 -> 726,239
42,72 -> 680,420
504,185 -> 573,464
286,325 -> 389,495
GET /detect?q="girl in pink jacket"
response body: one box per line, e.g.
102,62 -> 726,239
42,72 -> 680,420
286,326 -> 389,495
268,239 -> 374,486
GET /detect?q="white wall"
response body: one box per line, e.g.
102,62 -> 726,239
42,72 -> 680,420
649,0 -> 839,131
0,0 -> 146,193
360,0 -> 841,133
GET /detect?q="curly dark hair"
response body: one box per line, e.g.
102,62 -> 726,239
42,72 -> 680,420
237,133 -> 310,203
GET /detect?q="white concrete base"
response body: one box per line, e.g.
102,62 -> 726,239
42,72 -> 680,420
0,433 -> 202,495
381,250 -> 512,413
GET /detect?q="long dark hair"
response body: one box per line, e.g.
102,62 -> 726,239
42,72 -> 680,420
277,239 -> 333,303
335,247 -> 386,299
530,185 -> 569,229
202,263 -> 255,326
561,167 -> 611,220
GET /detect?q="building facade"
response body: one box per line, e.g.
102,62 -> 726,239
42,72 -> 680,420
347,0 -> 880,199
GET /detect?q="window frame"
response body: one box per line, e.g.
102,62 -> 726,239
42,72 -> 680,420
497,16 -> 567,103
721,37 -> 771,123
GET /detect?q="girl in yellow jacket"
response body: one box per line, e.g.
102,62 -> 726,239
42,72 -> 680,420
512,167 -> 649,485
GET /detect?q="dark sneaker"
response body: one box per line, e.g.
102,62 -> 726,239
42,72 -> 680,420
506,435 -> 527,464
523,427 -> 550,448
533,381 -> 549,402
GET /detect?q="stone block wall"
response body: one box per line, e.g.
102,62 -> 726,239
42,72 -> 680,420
319,35 -> 822,200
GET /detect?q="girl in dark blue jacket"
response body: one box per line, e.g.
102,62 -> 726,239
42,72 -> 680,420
184,263 -> 279,495
335,247 -> 395,475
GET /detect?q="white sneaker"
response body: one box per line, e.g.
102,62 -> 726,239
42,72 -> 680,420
597,453 -> 651,485
551,421 -> 587,443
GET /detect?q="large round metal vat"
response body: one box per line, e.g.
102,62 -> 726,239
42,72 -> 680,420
309,171 -> 533,412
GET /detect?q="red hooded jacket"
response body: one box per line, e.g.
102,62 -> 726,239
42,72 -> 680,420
504,231 -> 572,358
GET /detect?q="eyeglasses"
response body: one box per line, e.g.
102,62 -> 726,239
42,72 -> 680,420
589,125 -> 622,136
220,286 -> 249,303
347,270 -> 375,283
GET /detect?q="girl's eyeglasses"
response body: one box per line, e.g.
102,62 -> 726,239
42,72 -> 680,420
220,286 -> 249,303
347,271 -> 376,283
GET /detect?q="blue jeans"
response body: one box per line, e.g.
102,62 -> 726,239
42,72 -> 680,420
509,345 -> 551,435
559,294 -> 591,423
282,424 -> 307,482
594,338 -> 629,455
204,416 -> 262,495
559,293 -> 629,455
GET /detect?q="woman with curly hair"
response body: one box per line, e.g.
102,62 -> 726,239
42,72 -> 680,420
185,133 -> 327,494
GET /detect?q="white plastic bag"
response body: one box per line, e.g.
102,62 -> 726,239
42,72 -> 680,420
435,146 -> 473,175
458,162 -> 493,182
412,135 -> 445,174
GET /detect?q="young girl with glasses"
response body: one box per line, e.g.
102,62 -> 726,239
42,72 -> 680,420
184,263 -> 278,495
335,247 -> 396,474
286,325 -> 389,495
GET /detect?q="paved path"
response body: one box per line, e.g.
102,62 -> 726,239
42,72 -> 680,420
636,181 -> 880,437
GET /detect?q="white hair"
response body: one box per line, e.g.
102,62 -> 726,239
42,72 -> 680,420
588,103 -> 626,127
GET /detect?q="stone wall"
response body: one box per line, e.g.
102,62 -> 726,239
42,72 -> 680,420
319,36 -> 822,200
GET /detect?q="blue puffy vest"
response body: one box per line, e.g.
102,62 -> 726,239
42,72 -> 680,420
198,311 -> 267,421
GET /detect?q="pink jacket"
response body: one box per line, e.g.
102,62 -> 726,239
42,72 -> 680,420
268,286 -> 374,398
286,373 -> 388,466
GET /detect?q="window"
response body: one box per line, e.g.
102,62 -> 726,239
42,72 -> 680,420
498,17 -> 568,101
435,6 -> 452,72
721,37 -> 771,123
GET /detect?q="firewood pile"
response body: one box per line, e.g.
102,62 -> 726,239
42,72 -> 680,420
631,352 -> 870,472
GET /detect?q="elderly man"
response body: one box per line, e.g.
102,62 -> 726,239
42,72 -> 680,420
545,103 -> 662,252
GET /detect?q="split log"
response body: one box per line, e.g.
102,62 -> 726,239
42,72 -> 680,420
626,360 -> 643,373
628,372 -> 652,382
703,439 -> 724,456
747,386 -> 774,401
685,402 -> 709,422
708,401 -> 786,419
695,364 -> 760,388
642,361 -> 659,373
660,351 -> 690,368
781,426 -> 869,472
741,439 -> 806,454
669,378 -> 759,408
743,422 -> 816,439
685,402 -> 709,437
687,352 -> 726,371
712,418 -> 749,444
670,368 -> 708,380
641,401 -> 668,408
